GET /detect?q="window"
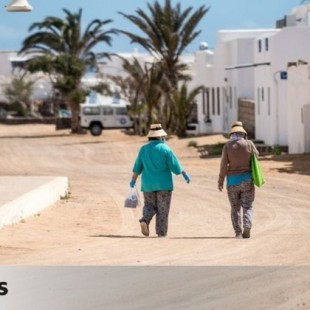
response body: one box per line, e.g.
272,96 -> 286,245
212,88 -> 215,115
217,87 -> 220,115
82,106 -> 100,115
103,106 -> 113,115
115,107 -> 127,115
258,40 -> 262,53
265,38 -> 269,51
229,87 -> 232,109
206,88 -> 210,120
261,88 -> 264,101
188,102 -> 198,123
202,89 -> 205,115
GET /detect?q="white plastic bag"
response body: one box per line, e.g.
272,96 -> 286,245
124,187 -> 140,208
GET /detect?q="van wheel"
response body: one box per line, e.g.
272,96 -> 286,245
90,123 -> 102,136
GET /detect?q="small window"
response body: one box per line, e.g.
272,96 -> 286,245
206,88 -> 210,118
212,88 -> 215,115
115,107 -> 127,115
258,40 -> 262,53
202,89 -> 205,115
103,106 -> 113,115
82,106 -> 100,115
217,87 -> 220,115
265,38 -> 269,51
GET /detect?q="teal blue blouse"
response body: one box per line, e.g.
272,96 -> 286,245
132,140 -> 183,192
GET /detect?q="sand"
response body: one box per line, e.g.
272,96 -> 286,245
0,124 -> 309,307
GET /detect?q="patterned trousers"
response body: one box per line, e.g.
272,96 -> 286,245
140,191 -> 172,236
227,179 -> 255,235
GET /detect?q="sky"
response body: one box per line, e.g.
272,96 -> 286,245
0,0 -> 304,53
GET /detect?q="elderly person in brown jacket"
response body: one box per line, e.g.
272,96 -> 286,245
218,121 -> 259,239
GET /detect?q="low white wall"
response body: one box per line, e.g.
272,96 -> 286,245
0,176 -> 69,229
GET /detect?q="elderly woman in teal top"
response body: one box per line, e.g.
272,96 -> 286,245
130,124 -> 190,237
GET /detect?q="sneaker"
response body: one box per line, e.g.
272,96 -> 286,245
140,221 -> 149,237
235,233 -> 243,239
242,227 -> 251,238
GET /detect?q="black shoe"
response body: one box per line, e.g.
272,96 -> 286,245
140,221 -> 149,237
242,227 -> 251,238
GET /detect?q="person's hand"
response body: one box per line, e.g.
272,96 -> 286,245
182,171 -> 190,184
130,179 -> 136,188
218,183 -> 223,192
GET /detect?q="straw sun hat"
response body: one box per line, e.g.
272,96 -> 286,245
147,124 -> 167,138
229,121 -> 247,135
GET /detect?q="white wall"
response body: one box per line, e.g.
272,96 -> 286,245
255,27 -> 310,146
274,27 -> 310,145
190,50 -> 214,133
287,64 -> 309,154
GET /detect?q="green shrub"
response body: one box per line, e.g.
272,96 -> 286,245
187,140 -> 198,148
272,145 -> 282,156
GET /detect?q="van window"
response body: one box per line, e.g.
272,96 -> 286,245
115,107 -> 127,115
83,106 -> 100,115
103,106 -> 113,115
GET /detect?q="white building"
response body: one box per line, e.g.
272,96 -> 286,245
254,25 -> 310,147
190,3 -> 310,153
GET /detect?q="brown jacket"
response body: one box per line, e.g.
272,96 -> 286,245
218,139 -> 259,187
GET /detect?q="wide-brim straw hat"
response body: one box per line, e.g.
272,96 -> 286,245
147,123 -> 167,138
229,121 -> 247,135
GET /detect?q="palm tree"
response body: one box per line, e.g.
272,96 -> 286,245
121,57 -> 164,126
119,0 -> 208,86
19,8 -> 117,133
109,57 -> 165,135
170,83 -> 203,138
118,0 -> 209,132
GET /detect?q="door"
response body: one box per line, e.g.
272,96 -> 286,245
114,107 -> 132,128
304,104 -> 310,152
101,106 -> 115,127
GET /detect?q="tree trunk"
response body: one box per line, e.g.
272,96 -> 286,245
70,102 -> 83,134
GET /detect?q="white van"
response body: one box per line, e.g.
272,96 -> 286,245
80,94 -> 134,136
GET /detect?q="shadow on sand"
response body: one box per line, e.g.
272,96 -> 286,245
90,234 -> 156,239
0,134 -> 71,139
90,234 -> 234,239
262,153 -> 310,176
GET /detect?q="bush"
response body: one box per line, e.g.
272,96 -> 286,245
272,145 -> 282,156
7,101 -> 27,117
187,140 -> 198,148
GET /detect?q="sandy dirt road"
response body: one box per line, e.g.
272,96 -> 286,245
0,123 -> 309,266
0,124 -> 309,308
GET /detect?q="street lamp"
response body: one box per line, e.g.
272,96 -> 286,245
5,0 -> 32,12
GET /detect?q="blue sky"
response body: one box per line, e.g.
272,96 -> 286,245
0,0 -> 302,53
